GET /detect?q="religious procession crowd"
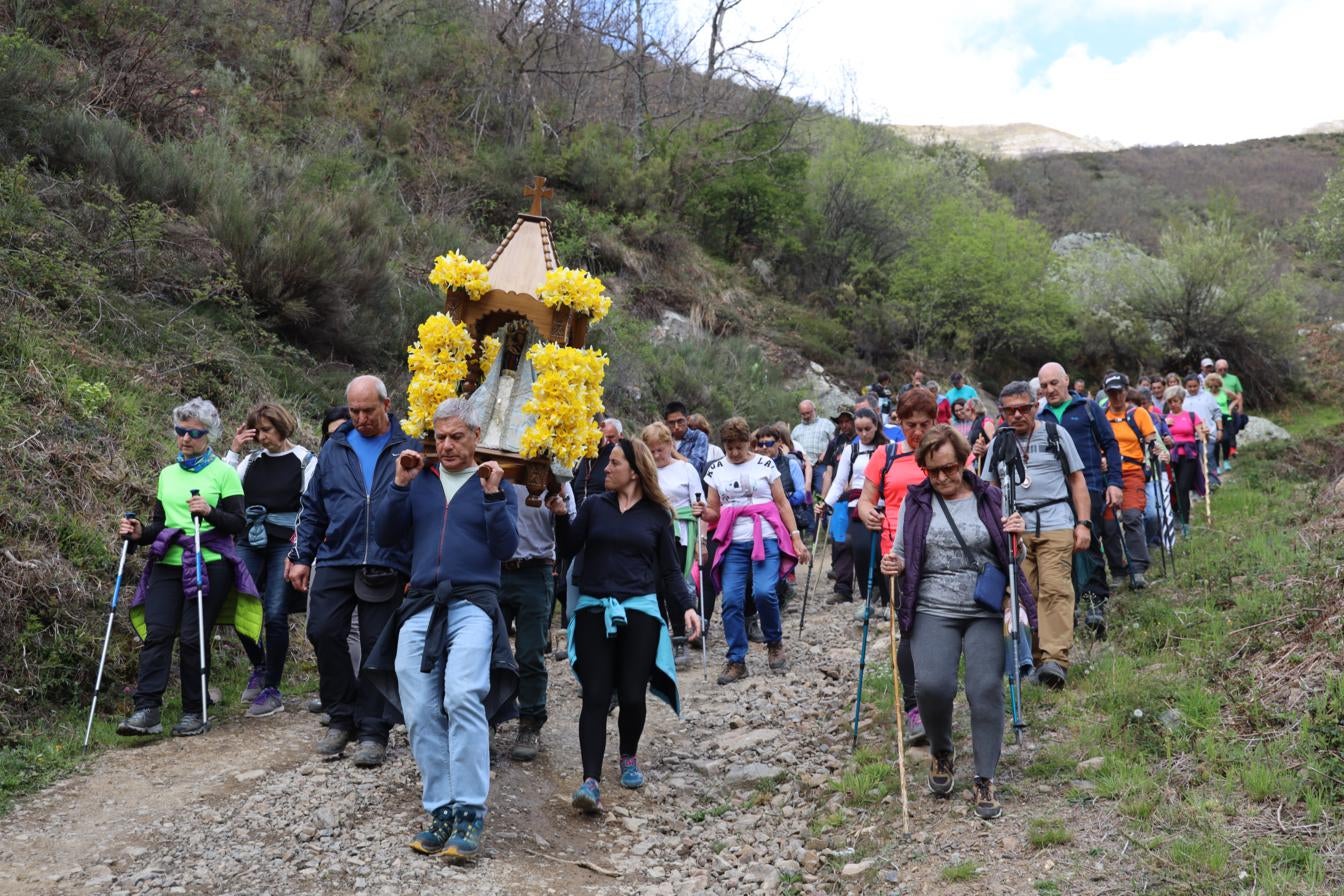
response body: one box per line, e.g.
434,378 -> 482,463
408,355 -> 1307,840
103,355 -> 1247,859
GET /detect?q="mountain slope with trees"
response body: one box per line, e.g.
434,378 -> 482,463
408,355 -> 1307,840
0,0 -> 1338,742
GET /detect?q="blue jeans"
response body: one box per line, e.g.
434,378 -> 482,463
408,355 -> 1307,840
720,540 -> 782,662
396,602 -> 492,815
236,538 -> 291,689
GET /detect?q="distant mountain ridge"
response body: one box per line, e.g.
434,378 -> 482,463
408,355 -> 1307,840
888,122 -> 1123,157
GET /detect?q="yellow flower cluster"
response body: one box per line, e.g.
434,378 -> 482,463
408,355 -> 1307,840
478,334 -> 501,377
428,250 -> 491,301
536,267 -> 611,324
401,314 -> 475,437
520,343 -> 608,468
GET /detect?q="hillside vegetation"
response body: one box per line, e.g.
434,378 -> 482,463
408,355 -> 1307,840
0,0 -> 1340,744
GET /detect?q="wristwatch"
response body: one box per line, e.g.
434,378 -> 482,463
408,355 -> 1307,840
1076,520 -> 1094,531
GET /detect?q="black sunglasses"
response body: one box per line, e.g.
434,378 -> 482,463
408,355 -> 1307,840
174,426 -> 209,439
756,439 -> 776,447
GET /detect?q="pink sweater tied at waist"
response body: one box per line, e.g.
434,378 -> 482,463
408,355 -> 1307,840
710,502 -> 799,589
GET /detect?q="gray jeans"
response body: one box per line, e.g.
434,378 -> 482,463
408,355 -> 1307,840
910,612 -> 1004,781
1103,507 -> 1150,575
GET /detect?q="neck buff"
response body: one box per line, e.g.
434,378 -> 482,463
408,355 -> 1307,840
177,447 -> 216,473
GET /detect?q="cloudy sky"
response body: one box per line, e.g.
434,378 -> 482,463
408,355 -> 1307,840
676,0 -> 1342,146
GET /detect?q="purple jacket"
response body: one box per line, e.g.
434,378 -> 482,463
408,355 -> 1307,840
898,472 -> 1036,634
127,529 -> 262,643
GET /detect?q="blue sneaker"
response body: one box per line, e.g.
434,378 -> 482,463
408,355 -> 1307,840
443,807 -> 485,863
619,754 -> 645,789
240,668 -> 265,704
410,805 -> 457,855
571,777 -> 603,813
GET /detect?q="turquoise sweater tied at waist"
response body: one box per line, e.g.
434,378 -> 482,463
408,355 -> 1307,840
567,593 -> 681,717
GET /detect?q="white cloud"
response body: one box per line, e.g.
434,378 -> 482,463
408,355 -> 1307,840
677,0 -> 1343,145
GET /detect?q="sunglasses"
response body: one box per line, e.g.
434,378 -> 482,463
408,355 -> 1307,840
756,439 -> 776,448
924,462 -> 963,479
1000,404 -> 1034,417
174,426 -> 209,439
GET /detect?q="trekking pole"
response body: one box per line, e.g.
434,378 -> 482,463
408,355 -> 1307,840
997,461 -> 1026,745
83,512 -> 136,751
190,489 -> 209,728
1199,434 -> 1213,527
886,573 -> 910,835
850,530 -> 880,751
798,507 -> 829,635
1149,455 -> 1169,578
1163,460 -> 1178,574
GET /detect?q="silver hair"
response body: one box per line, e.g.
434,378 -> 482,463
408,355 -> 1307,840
346,375 -> 389,400
173,397 -> 222,439
999,381 -> 1034,403
433,397 -> 480,429
603,417 -> 623,435
965,398 -> 985,414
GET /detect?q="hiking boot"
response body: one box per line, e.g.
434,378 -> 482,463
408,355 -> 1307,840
746,616 -> 766,643
1130,572 -> 1148,590
442,807 -> 485,862
410,805 -> 458,855
716,661 -> 749,685
1036,661 -> 1067,690
973,776 -> 1002,819
928,752 -> 955,796
116,707 -> 162,736
306,698 -> 324,713
171,713 -> 208,737
825,591 -> 852,605
510,718 -> 542,763
572,777 -> 603,813
904,706 -> 927,747
316,727 -> 354,757
767,642 -> 789,672
619,754 -> 645,789
246,687 -> 284,718
1083,597 -> 1107,639
352,739 -> 387,768
673,637 -> 690,669
240,668 -> 265,704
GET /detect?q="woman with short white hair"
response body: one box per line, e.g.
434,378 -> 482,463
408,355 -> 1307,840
115,398 -> 260,738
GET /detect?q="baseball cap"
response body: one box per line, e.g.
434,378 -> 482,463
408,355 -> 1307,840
1103,372 -> 1128,392
1200,357 -> 1214,368
832,404 -> 855,422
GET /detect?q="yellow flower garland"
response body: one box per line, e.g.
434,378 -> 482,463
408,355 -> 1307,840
401,313 -> 475,437
478,334 -> 501,378
520,343 -> 608,468
428,250 -> 491,301
536,267 -> 611,324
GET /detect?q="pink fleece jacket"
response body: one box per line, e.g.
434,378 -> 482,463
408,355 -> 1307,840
710,501 -> 799,588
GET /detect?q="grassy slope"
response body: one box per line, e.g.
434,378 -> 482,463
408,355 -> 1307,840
834,408 -> 1344,895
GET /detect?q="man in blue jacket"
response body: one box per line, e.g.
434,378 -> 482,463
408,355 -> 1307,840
373,397 -> 520,862
287,375 -> 415,766
1037,363 -> 1123,639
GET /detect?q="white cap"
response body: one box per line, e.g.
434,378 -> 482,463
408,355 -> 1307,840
1200,357 -> 1214,367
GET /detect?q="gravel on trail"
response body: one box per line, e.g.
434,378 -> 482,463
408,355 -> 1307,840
0,558 -> 1139,895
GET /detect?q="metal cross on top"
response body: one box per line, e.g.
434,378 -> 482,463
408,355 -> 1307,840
522,175 -> 554,216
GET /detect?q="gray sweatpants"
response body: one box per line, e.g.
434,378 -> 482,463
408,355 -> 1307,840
910,613 -> 1004,781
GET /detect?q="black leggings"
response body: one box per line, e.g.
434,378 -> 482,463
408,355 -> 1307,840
1172,456 -> 1200,525
134,560 -> 233,714
573,607 -> 662,781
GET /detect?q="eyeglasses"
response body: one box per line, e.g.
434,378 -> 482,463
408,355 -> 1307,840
1000,404 -> 1034,417
924,462 -> 963,479
174,426 -> 209,439
756,439 -> 776,448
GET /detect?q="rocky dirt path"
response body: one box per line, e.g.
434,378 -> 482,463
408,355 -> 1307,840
0,555 -> 1142,895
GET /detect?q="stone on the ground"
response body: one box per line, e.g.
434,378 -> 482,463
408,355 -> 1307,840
1237,416 -> 1289,446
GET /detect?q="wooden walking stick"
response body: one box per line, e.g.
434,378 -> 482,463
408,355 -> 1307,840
1199,432 -> 1213,527
887,574 -> 910,835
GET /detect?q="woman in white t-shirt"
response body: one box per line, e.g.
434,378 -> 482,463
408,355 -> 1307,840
640,422 -> 705,668
703,417 -> 809,685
